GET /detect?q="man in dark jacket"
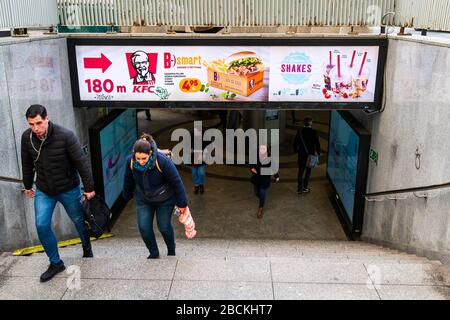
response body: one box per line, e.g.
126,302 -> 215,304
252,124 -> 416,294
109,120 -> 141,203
21,104 -> 96,282
293,117 -> 321,194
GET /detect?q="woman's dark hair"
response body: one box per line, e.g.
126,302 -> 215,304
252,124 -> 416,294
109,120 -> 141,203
259,143 -> 271,157
26,104 -> 47,119
133,133 -> 153,155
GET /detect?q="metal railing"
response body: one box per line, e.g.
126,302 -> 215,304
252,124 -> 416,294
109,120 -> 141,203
394,0 -> 450,31
56,0 -> 396,28
2,1 -> 448,32
0,0 -> 59,29
364,182 -> 450,202
0,176 -> 24,184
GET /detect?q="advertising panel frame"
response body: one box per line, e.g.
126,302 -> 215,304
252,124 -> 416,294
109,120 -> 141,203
68,37 -> 388,112
89,109 -> 138,225
326,110 -> 371,239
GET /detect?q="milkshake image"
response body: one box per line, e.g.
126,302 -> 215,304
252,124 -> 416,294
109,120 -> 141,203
351,51 -> 369,98
329,55 -> 352,97
352,73 -> 369,97
323,51 -> 334,91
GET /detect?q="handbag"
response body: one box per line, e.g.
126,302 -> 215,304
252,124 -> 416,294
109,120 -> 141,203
82,195 -> 112,239
299,130 -> 319,169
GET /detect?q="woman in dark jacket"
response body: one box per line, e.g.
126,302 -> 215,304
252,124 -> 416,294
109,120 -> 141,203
250,144 -> 280,219
123,133 -> 188,259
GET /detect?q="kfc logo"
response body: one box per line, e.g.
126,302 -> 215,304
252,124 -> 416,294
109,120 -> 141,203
126,51 -> 158,85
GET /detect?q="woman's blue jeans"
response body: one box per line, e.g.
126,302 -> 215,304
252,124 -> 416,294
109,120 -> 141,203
191,165 -> 206,186
135,195 -> 176,257
34,185 -> 89,265
253,186 -> 267,208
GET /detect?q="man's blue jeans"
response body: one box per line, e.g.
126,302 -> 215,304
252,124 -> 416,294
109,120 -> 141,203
191,165 -> 206,186
135,195 -> 176,257
35,185 -> 89,265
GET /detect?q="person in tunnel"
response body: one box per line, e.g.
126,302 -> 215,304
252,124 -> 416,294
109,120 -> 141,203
293,117 -> 321,194
122,133 -> 191,258
250,144 -> 280,219
191,126 -> 209,195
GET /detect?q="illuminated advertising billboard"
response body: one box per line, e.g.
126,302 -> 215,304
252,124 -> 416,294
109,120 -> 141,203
68,37 -> 387,111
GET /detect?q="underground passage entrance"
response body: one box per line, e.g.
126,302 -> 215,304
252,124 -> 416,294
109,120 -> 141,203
88,108 -> 370,241
71,36 -> 382,242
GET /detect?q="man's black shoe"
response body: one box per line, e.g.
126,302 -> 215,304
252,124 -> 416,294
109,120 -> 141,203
40,262 -> 65,282
83,245 -> 94,258
147,254 -> 160,259
302,188 -> 311,193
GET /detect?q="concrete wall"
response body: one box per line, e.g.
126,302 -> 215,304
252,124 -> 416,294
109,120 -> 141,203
0,36 -> 102,252
356,37 -> 450,263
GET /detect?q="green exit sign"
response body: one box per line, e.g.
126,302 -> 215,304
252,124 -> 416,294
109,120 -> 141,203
369,148 -> 378,164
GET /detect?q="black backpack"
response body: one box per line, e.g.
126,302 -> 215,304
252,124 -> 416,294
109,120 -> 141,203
82,195 -> 112,239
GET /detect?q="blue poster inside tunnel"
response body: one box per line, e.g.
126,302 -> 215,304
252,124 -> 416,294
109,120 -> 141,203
100,109 -> 137,208
327,110 -> 359,222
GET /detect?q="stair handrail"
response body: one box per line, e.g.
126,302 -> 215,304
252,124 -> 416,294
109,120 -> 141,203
364,182 -> 450,202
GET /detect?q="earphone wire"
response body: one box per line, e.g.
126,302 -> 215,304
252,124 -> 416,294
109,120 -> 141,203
30,130 -> 47,165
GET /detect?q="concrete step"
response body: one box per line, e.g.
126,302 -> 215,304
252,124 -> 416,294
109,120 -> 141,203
2,254 -> 448,300
24,238 -> 438,265
3,254 -> 447,287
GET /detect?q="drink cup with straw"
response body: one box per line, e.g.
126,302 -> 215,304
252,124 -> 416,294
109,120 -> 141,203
323,51 -> 334,91
329,54 -> 351,95
352,51 -> 369,97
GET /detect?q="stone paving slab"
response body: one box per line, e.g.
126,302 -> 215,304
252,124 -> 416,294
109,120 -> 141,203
175,239 -> 230,258
0,276 -> 68,300
62,279 -> 172,300
80,257 -> 177,280
226,240 -> 267,258
56,245 -> 150,259
174,258 -> 271,282
271,259 -> 370,284
0,256 -> 84,278
273,283 -> 380,300
169,280 -> 273,300
260,241 -> 303,258
376,285 -> 450,300
364,263 -> 450,286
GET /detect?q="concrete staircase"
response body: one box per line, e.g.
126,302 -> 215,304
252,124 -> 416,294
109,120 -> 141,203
1,237 -> 449,300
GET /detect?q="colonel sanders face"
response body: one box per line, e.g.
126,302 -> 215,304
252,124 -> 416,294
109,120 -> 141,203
131,51 -> 150,81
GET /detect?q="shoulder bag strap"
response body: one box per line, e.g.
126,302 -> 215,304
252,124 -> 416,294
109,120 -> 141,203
299,129 -> 310,155
155,156 -> 162,173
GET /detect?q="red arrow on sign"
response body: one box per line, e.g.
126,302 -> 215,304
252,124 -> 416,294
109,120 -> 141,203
83,53 -> 112,73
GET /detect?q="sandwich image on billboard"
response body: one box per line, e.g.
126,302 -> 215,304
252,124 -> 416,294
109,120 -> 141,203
205,51 -> 265,97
